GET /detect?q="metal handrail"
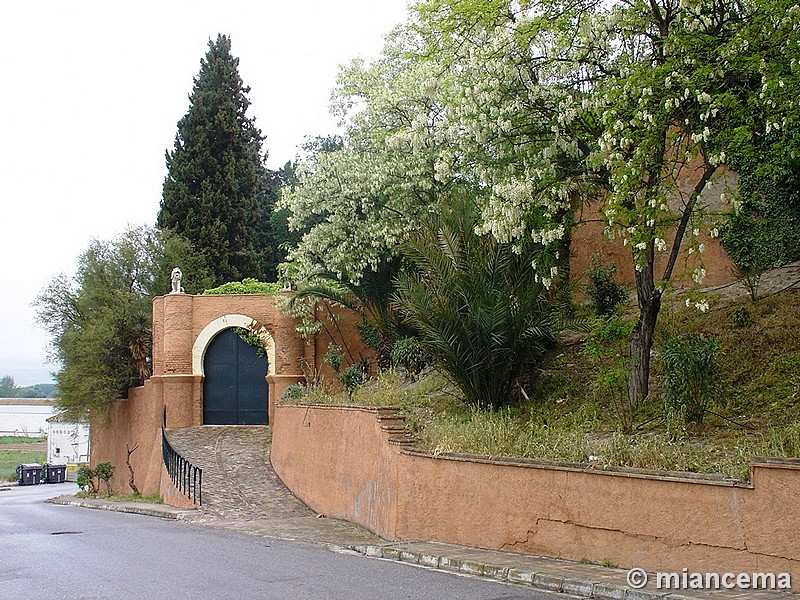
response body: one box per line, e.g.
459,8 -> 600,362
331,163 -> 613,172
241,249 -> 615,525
161,407 -> 202,506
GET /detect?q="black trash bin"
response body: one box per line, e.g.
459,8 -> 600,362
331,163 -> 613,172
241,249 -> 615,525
44,464 -> 67,484
17,464 -> 44,486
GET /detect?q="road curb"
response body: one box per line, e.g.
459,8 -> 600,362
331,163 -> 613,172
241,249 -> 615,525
342,543 -> 683,600
47,494 -> 200,522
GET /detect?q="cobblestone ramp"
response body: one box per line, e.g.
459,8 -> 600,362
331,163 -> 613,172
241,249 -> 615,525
164,426 -> 381,547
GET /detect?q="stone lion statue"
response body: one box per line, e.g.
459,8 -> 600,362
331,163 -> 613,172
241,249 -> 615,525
170,267 -> 184,294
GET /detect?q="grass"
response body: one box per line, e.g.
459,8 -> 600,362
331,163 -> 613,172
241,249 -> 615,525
0,436 -> 48,481
0,436 -> 46,444
0,450 -> 47,480
75,491 -> 162,503
284,287 -> 800,482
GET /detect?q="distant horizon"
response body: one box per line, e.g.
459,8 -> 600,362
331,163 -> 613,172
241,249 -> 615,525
0,367 -> 56,388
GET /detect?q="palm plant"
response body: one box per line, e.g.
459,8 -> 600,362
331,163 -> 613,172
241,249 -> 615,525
395,199 -> 561,410
289,257 -> 404,371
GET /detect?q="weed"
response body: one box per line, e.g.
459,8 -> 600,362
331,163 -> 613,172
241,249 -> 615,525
601,559 -> 618,568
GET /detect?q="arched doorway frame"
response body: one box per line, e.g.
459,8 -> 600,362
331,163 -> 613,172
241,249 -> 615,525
192,314 -> 276,378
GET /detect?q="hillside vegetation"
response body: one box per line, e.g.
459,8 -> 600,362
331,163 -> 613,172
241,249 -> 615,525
287,286 -> 800,482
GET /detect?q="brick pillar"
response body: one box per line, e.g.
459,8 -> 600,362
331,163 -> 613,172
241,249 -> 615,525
151,294 -> 198,426
152,374 -> 204,428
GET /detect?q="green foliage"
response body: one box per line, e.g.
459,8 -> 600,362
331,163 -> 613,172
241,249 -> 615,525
583,317 -> 635,359
583,316 -> 636,432
0,376 -> 55,399
232,327 -> 267,359
202,278 -> 281,295
660,334 -> 722,424
390,337 -> 429,380
357,320 -> 381,351
0,376 -> 15,398
0,436 -> 46,445
77,462 -> 117,496
339,361 -> 368,400
300,289 -> 800,481
158,34 -> 276,285
76,465 -> 96,494
323,344 -> 345,374
410,0 -> 800,411
280,384 -> 308,403
98,492 -> 162,504
731,306 -> 751,329
252,169 -> 284,281
396,199 -> 559,410
585,258 -> 627,317
93,461 -> 115,496
721,177 -> 800,300
35,226 -> 204,421
290,258 -> 406,372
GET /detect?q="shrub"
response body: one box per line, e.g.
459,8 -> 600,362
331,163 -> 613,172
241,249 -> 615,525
720,174 -> 800,301
731,306 -> 751,329
94,462 -> 116,496
280,384 -> 308,402
202,278 -> 282,295
323,344 -> 345,373
583,316 -> 636,432
357,320 -> 381,352
585,257 -> 627,317
660,333 -> 721,424
339,360 -> 369,399
390,337 -> 429,380
76,465 -> 96,494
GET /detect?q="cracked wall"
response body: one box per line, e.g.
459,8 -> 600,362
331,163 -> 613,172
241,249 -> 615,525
272,404 -> 800,579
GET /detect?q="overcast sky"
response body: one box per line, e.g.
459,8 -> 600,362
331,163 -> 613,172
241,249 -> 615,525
0,0 -> 410,386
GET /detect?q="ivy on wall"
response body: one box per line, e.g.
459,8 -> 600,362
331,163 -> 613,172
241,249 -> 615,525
721,175 -> 800,272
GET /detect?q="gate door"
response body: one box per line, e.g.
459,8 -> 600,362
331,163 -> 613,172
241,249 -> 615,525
203,328 -> 268,425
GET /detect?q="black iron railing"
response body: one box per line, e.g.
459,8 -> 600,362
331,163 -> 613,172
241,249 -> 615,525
161,408 -> 202,506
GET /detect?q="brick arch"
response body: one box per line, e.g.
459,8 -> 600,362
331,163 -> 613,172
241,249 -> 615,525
191,314 -> 276,377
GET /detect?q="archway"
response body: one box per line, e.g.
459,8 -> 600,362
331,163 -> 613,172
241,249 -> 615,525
192,315 -> 276,425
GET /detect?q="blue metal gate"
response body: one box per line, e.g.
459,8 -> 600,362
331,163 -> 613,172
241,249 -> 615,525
203,328 -> 268,425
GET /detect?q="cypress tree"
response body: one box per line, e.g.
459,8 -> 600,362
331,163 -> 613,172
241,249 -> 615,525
158,34 -> 268,285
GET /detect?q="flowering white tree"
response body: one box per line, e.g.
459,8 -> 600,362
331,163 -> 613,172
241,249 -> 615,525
278,29 -> 469,285
412,0 -> 800,410
281,0 -> 798,409
278,29 -> 477,367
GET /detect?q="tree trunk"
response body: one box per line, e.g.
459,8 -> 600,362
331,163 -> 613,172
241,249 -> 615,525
627,255 -> 662,414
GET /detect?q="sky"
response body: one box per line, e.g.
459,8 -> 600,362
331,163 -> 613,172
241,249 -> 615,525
0,0 -> 410,386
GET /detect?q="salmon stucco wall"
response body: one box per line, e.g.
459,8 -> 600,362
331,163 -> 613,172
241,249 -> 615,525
90,292 -> 370,499
570,170 -> 737,289
271,403 -> 800,580
90,381 -> 163,496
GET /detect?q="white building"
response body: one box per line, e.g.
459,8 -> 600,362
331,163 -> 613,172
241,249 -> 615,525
0,398 -> 56,436
46,415 -> 90,465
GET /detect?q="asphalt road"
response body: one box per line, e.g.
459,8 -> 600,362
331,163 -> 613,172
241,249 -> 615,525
0,484 -> 564,600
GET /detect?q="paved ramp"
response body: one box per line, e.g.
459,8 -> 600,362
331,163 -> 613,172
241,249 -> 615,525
165,426 -> 381,547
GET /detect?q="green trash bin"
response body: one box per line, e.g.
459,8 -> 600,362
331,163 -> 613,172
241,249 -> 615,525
17,464 -> 44,486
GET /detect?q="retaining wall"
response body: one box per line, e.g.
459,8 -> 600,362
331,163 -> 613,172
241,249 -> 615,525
271,403 -> 800,579
90,381 -> 163,496
89,292 -> 368,498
